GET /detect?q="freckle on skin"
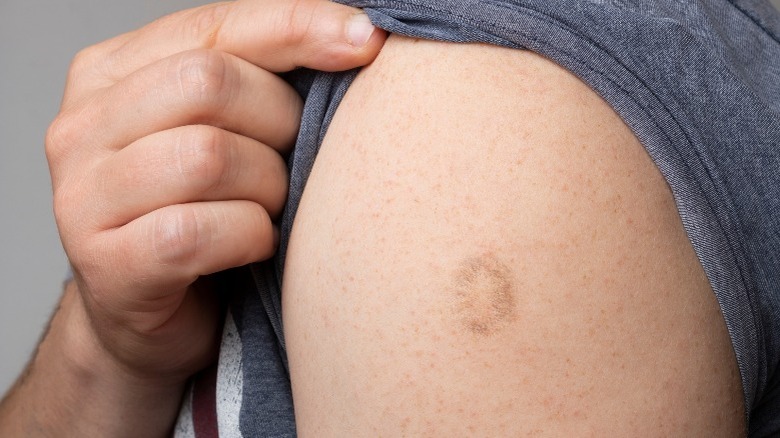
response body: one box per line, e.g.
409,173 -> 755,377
449,254 -> 516,336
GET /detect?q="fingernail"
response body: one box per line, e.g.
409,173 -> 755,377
347,13 -> 376,47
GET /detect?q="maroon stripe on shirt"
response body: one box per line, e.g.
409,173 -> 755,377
192,365 -> 219,438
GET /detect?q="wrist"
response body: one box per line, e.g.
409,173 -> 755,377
1,282 -> 188,437
59,281 -> 188,435
59,280 -> 187,389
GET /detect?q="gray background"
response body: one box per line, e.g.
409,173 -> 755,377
1,0 -> 780,396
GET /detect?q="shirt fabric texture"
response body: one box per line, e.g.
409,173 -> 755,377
174,0 -> 780,436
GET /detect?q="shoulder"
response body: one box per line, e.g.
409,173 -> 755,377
283,35 -> 745,435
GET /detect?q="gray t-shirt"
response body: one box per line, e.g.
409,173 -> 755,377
175,1 -> 780,436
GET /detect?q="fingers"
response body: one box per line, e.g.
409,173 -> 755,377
51,49 -> 301,179
65,0 -> 385,101
76,126 -> 288,231
87,200 -> 276,305
213,0 -> 385,71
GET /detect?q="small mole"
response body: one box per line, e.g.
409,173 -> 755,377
450,254 -> 516,336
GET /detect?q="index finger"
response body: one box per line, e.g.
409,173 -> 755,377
65,0 -> 385,101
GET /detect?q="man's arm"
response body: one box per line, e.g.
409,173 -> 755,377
283,36 -> 745,435
0,1 -> 385,436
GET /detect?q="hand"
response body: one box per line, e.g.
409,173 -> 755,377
46,0 -> 384,386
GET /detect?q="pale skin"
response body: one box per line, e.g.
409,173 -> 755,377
283,36 -> 746,435
0,1 -> 746,437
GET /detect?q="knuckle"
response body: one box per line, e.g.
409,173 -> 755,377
152,207 -> 202,267
175,49 -> 232,109
45,112 -> 81,164
175,126 -> 231,192
67,33 -> 138,91
67,43 -> 119,89
68,45 -> 101,80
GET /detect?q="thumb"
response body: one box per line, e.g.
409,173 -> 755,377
219,0 -> 387,72
90,0 -> 387,83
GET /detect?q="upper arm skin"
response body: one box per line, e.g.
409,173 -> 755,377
282,36 -> 744,436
